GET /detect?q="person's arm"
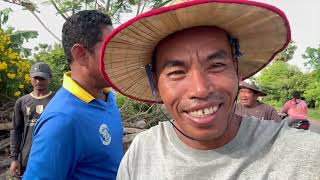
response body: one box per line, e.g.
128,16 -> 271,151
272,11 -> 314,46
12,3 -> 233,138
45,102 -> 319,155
280,101 -> 290,114
10,99 -> 23,177
23,113 -> 78,180
270,107 -> 282,122
10,99 -> 24,161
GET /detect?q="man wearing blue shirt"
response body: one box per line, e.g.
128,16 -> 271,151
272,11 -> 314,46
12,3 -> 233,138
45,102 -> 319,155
23,10 -> 123,180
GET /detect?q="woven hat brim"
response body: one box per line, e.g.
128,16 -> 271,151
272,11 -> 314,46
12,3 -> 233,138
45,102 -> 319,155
100,0 -> 291,103
239,84 -> 267,96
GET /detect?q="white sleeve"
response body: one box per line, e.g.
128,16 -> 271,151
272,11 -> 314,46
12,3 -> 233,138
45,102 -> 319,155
117,134 -> 140,180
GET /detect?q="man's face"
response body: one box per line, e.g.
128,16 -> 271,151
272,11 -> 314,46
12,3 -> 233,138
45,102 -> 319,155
87,25 -> 113,88
30,76 -> 50,91
155,27 -> 239,141
239,88 -> 258,107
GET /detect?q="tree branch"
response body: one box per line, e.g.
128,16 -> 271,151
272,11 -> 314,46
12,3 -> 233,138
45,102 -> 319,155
50,0 -> 68,20
30,11 -> 61,42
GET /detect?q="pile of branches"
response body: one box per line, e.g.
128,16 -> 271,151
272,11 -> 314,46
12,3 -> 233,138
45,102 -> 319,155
0,95 -> 15,130
119,98 -> 170,129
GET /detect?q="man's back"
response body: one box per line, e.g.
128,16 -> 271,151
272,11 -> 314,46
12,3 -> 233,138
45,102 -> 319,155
117,117 -> 320,180
282,99 -> 308,120
23,87 -> 123,179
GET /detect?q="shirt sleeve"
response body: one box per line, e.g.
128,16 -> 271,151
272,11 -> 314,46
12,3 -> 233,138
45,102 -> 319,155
270,107 -> 282,122
116,135 -> 140,180
280,101 -> 290,113
10,98 -> 24,160
23,113 -> 79,180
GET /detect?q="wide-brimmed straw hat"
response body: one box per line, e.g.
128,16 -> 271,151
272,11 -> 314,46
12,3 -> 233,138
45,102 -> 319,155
100,0 -> 291,103
239,80 -> 266,96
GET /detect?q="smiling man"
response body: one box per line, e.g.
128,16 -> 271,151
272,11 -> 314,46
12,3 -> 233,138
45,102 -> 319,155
101,0 -> 320,179
236,80 -> 281,121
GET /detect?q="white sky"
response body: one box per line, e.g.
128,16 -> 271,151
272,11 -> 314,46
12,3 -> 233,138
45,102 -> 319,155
0,0 -> 319,71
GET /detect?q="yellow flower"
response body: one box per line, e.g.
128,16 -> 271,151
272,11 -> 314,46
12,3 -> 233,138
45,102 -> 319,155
0,62 -> 8,70
19,84 -> 24,89
24,74 -> 30,81
14,91 -> 21,97
7,73 -> 16,79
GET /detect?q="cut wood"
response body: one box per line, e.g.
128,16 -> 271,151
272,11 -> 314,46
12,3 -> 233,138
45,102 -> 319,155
0,138 -> 10,150
0,122 -> 12,131
124,127 -> 145,134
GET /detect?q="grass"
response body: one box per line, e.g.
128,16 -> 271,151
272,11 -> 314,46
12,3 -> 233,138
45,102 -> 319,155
308,109 -> 320,121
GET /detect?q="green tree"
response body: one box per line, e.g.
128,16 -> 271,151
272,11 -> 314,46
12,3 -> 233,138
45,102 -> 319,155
304,71 -> 320,109
3,0 -> 173,41
274,41 -> 297,62
302,44 -> 320,109
256,61 -> 308,107
303,44 -> 320,72
0,8 -> 38,100
1,8 -> 38,57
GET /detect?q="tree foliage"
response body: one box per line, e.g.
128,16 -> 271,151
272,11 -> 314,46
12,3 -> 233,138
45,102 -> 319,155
3,0 -> 173,42
0,8 -> 38,101
0,28 -> 32,101
303,44 -> 320,71
256,61 -> 309,108
257,60 -> 320,109
274,41 -> 297,62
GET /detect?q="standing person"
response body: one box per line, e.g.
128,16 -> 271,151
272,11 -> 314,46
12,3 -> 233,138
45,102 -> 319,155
281,91 -> 308,126
23,10 -> 123,180
100,0 -> 320,179
236,80 -> 281,121
10,62 -> 54,178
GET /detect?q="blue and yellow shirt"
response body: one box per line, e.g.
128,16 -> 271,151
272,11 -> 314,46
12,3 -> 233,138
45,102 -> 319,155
23,72 -> 123,180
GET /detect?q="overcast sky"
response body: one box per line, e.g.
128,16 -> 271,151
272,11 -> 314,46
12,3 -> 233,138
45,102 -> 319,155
1,0 -> 319,71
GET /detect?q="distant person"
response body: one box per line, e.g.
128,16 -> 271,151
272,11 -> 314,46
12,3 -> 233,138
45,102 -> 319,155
23,10 -> 123,180
10,62 -> 54,178
281,91 -> 308,126
236,81 -> 281,121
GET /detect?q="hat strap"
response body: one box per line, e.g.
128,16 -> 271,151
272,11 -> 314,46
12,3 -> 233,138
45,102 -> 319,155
145,64 -> 157,97
227,34 -> 242,60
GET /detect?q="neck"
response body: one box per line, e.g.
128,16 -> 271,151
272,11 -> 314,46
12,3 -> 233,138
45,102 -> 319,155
175,115 -> 242,150
71,72 -> 106,100
32,89 -> 50,97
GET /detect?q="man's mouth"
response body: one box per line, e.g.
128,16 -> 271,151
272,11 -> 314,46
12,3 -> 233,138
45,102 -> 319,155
188,105 -> 219,118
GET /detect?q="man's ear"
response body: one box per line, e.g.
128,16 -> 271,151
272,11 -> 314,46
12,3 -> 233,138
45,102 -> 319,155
71,44 -> 87,66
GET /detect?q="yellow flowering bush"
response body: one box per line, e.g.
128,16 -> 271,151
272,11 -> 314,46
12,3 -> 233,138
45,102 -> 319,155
0,29 -> 32,98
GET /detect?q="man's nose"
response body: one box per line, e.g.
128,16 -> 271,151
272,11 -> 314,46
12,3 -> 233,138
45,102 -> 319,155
188,69 -> 211,99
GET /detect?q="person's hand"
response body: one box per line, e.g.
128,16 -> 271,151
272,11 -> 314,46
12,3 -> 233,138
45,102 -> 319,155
10,160 -> 21,178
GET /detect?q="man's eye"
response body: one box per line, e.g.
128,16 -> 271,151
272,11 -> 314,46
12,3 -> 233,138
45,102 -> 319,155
167,70 -> 185,76
209,63 -> 226,71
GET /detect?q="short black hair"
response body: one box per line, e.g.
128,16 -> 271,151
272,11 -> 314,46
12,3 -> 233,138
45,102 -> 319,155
292,91 -> 301,99
62,10 -> 112,64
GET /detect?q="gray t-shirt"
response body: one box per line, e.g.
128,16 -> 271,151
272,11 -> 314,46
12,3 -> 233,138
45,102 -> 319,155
236,102 -> 281,121
117,117 -> 320,180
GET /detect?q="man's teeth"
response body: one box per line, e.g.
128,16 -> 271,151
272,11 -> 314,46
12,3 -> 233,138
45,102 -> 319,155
189,106 -> 218,117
